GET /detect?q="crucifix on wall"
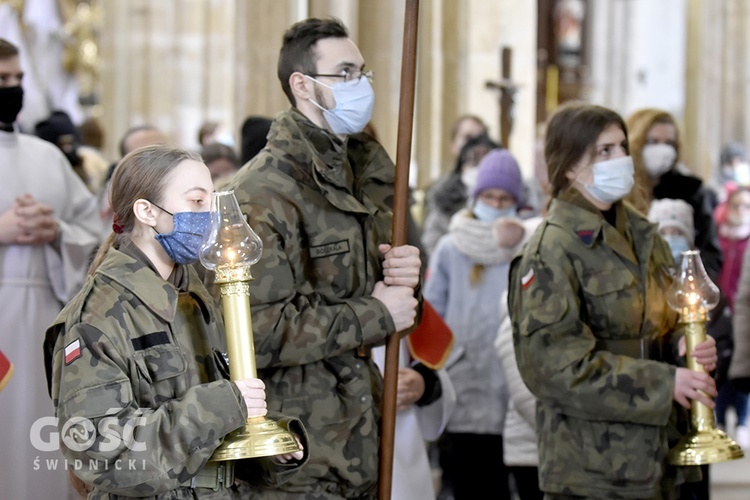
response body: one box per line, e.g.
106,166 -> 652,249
485,46 -> 519,148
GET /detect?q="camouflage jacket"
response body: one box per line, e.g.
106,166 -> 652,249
44,241 -> 252,499
508,189 -> 695,499
225,108 -> 398,499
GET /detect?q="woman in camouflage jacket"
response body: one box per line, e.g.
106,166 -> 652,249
44,146 -> 306,499
508,103 -> 718,499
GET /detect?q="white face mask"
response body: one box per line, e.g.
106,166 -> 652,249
734,163 -> 750,185
642,143 -> 676,178
306,76 -> 375,135
579,156 -> 635,204
461,166 -> 479,190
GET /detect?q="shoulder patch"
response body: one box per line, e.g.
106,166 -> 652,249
64,339 -> 82,365
521,268 -> 535,290
576,229 -> 594,245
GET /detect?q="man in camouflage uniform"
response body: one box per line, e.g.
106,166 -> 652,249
225,17 -> 421,499
508,103 -> 718,499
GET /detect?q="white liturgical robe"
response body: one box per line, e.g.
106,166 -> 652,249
0,129 -> 101,500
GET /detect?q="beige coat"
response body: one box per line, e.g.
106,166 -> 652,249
730,244 -> 750,380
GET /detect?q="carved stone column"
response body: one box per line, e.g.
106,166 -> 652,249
684,0 -> 726,180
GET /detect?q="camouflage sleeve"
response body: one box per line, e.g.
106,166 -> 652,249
244,200 -> 395,368
508,244 -> 676,427
52,323 -> 247,496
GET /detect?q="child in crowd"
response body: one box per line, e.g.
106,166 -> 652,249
647,198 -> 695,264
715,187 -> 750,447
649,198 -> 748,447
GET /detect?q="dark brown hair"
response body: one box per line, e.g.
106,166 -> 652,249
450,115 -> 488,142
277,18 -> 349,106
88,145 -> 201,274
545,102 -> 629,198
0,39 -> 19,60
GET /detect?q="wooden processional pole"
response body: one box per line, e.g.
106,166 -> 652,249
378,0 -> 420,499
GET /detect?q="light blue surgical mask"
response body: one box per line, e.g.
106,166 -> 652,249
473,200 -> 517,222
580,155 -> 635,204
662,234 -> 692,264
306,76 -> 375,135
151,203 -> 212,265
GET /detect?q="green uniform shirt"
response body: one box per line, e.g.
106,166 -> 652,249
44,241 -> 248,499
225,109 -> 398,499
509,189 -> 696,499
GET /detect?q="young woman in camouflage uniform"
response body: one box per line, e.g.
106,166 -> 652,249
508,103 -> 718,499
44,146 -> 305,499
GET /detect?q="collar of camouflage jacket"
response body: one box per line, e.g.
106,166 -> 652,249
548,188 -> 658,265
268,109 -> 395,216
96,246 -> 209,323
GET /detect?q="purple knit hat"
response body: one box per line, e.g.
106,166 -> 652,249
471,148 -> 523,201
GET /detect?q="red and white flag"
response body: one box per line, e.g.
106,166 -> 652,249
522,268 -> 535,290
0,349 -> 12,392
65,339 -> 82,365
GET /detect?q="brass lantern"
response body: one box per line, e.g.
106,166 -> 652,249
667,250 -> 743,465
200,190 -> 299,461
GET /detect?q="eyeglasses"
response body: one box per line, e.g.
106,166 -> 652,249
307,68 -> 374,83
478,191 -> 516,206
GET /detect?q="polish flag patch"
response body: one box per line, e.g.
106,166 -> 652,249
521,268 -> 535,290
64,339 -> 82,365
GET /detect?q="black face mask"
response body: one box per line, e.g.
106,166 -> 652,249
0,86 -> 23,124
64,148 -> 82,167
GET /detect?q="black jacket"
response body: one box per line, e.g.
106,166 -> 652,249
653,169 -> 722,282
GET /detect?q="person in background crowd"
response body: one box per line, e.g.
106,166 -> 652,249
729,215 -> 750,395
197,120 -> 236,149
79,115 -> 105,150
422,134 -> 500,257
0,37 -> 102,500
495,290 -> 544,500
713,187 -> 750,448
710,141 -> 750,202
239,115 -> 273,166
647,199 -> 695,264
625,107 -> 723,283
425,148 -> 535,500
509,102 -> 718,499
35,109 -> 90,188
201,141 -> 240,189
98,125 -> 167,241
225,17 -> 421,498
77,116 -> 111,194
448,114 -> 488,159
372,340 -> 456,500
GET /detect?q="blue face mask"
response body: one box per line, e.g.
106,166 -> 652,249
473,200 -> 517,222
662,234 -> 691,264
307,76 -> 375,135
152,203 -> 212,265
581,156 -> 635,204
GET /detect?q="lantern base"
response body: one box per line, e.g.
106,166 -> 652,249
669,427 -> 744,465
209,416 -> 300,462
